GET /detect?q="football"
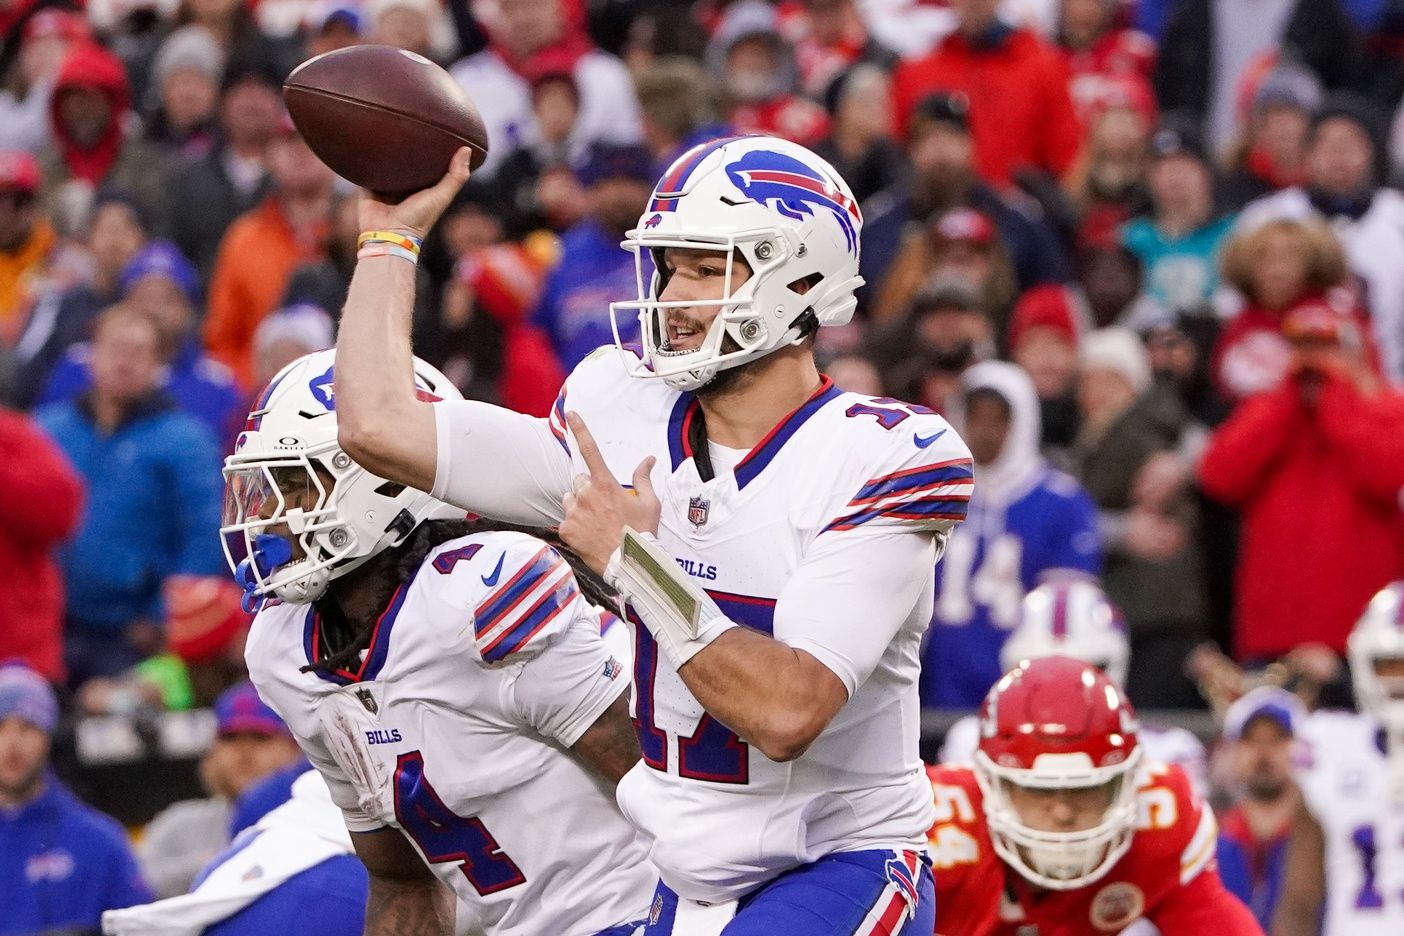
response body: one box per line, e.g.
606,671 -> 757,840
283,44 -> 489,197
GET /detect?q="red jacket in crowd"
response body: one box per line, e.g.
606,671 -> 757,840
1199,374 -> 1404,660
892,25 -> 1082,186
0,408 -> 83,683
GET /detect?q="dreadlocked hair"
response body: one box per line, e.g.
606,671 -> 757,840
301,518 -> 619,676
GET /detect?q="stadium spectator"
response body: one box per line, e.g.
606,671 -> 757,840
167,0 -> 303,88
136,681 -> 303,898
8,191 -> 150,410
35,304 -> 224,687
38,40 -> 167,234
891,0 -> 1082,186
1073,327 -> 1209,708
1007,283 -> 1082,450
303,3 -> 365,58
873,280 -> 995,413
922,360 -> 1101,707
144,25 -> 224,162
1201,301 -> 1404,662
1214,686 -> 1305,930
633,56 -> 728,177
1213,218 -> 1362,403
861,92 -> 1069,315
492,66 -> 588,235
705,0 -> 830,147
367,0 -> 442,61
0,406 -> 82,683
1145,311 -> 1232,428
0,151 -> 54,332
1057,0 -> 1156,124
1222,64 -> 1322,210
778,0 -> 898,99
164,55 -> 283,284
873,206 -> 1019,330
1237,96 -> 1404,383
532,141 -> 652,368
204,119 -> 333,388
248,302 -> 335,395
1121,119 -> 1234,316
0,8 -> 89,154
1076,240 -> 1161,330
0,663 -> 152,934
39,241 -> 243,440
1154,0 -> 1362,153
1065,76 -> 1153,246
813,63 -> 907,205
450,0 -> 642,179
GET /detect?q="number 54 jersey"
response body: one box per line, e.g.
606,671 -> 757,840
244,530 -> 655,936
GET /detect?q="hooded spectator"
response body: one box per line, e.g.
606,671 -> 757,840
0,150 -> 54,334
1237,95 -> 1404,384
1120,118 -> 1235,315
144,24 -> 224,160
813,63 -> 907,204
204,119 -> 333,387
450,0 -> 641,179
0,663 -> 152,932
1073,327 -> 1209,708
39,41 -> 168,231
1199,301 -> 1404,661
922,360 -> 1101,707
38,241 -> 242,439
860,92 -> 1068,314
1213,217 -> 1365,403
165,52 -> 283,283
0,8 -> 90,154
0,407 -> 82,683
531,141 -> 653,368
892,0 -> 1082,186
1223,64 -> 1322,210
35,304 -> 224,686
705,0 -> 830,147
9,191 -> 150,409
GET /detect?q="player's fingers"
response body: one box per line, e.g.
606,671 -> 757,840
561,491 -> 576,514
565,412 -> 613,483
631,456 -> 656,499
572,474 -> 591,496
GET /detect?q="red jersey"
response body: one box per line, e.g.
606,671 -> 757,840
925,763 -> 1263,935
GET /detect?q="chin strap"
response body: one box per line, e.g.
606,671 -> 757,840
234,534 -> 293,612
605,528 -> 735,670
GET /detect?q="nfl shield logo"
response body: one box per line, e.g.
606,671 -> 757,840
688,495 -> 710,529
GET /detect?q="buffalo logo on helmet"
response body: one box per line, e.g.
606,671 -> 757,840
309,366 -> 336,409
1089,882 -> 1145,931
643,213 -> 663,229
724,149 -> 861,254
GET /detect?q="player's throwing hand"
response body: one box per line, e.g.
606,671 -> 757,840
356,145 -> 473,240
560,411 -> 660,574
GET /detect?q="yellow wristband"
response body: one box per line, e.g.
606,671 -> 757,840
357,230 -> 422,253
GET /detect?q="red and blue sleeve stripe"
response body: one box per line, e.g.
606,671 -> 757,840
548,388 -> 569,454
850,459 -> 974,504
823,458 -> 974,533
474,548 -> 573,661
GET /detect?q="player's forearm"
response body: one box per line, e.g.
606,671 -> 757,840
364,874 -> 454,936
335,254 -> 437,491
679,627 -> 845,762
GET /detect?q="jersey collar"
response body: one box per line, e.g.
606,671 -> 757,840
302,566 -> 419,685
666,376 -> 841,490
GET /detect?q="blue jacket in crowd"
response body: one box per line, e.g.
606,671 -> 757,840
36,392 -> 225,633
0,777 -> 152,935
532,219 -> 642,370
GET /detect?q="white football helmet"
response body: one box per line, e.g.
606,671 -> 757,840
609,134 -> 864,391
1000,580 -> 1130,687
1348,581 -> 1404,733
220,350 -> 463,608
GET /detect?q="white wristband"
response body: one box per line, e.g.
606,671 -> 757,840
605,528 -> 735,670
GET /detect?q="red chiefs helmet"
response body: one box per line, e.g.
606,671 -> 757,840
974,656 -> 1143,890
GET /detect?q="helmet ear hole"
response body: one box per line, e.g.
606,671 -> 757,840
787,272 -> 822,295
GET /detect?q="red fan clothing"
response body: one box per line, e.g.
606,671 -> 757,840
1063,28 -> 1157,125
0,408 -> 83,683
892,24 -> 1082,186
925,763 -> 1262,936
1198,373 -> 1404,660
728,97 -> 831,148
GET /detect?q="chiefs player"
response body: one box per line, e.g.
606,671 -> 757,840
927,656 -> 1262,935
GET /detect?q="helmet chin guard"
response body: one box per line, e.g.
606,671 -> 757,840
608,135 -> 863,391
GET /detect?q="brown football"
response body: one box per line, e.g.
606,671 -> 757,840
283,45 -> 489,197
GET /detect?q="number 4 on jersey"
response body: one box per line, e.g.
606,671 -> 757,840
393,751 -> 526,896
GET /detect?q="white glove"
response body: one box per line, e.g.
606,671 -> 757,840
605,529 -> 735,670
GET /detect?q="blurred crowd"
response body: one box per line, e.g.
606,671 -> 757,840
5,0 -> 1404,925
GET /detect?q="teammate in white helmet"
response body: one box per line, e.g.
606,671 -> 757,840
334,137 -> 973,934
225,350 -> 654,936
1274,582 -> 1404,936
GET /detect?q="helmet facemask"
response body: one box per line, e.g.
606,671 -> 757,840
975,747 -> 1143,891
1350,631 -> 1404,735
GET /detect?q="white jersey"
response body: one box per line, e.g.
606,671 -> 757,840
244,530 -> 654,936
433,347 -> 974,902
939,717 -> 1209,796
1296,709 -> 1404,936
